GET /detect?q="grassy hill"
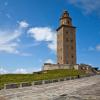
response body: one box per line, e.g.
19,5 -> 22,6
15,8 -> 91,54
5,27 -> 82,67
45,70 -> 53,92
0,69 -> 85,89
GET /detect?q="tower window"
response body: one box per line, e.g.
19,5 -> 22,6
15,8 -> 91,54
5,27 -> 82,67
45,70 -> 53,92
71,40 -> 73,42
66,32 -> 68,34
71,46 -> 73,50
66,38 -> 68,42
72,55 -> 74,58
70,33 -> 73,40
68,21 -> 70,24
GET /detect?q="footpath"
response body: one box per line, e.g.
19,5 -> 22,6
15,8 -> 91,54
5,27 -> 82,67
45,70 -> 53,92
0,75 -> 100,100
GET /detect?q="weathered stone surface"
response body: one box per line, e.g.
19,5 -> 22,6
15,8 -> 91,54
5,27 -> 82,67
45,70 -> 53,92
0,96 -> 6,100
0,75 -> 100,100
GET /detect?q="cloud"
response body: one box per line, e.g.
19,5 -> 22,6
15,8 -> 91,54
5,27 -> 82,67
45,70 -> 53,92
4,2 -> 8,6
28,27 -> 57,52
0,67 -> 8,74
47,34 -> 57,52
0,67 -> 27,74
88,47 -> 95,51
20,52 -> 32,56
0,30 -> 21,44
0,43 -> 19,54
14,68 -> 28,74
33,67 -> 41,72
28,27 -> 55,41
96,45 -> 100,51
68,0 -> 100,14
0,67 -> 31,74
6,13 -> 11,19
0,29 -> 21,54
88,45 -> 100,52
18,20 -> 29,28
0,23 -> 57,56
0,23 -> 56,55
0,20 -> 31,55
45,59 -> 54,63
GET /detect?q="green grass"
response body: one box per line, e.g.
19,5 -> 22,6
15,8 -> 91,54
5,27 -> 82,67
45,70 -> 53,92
0,69 -> 85,89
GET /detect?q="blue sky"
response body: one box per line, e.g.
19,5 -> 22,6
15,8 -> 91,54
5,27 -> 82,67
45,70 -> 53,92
0,0 -> 100,74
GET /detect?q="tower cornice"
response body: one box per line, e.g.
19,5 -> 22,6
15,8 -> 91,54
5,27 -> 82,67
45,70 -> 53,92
60,17 -> 72,21
56,25 -> 76,31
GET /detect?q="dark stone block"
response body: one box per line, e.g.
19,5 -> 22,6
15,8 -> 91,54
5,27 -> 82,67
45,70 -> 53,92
44,80 -> 52,84
59,78 -> 64,81
71,76 -> 74,80
52,79 -> 59,82
34,81 -> 42,85
66,77 -> 70,80
21,82 -> 32,87
5,83 -> 19,89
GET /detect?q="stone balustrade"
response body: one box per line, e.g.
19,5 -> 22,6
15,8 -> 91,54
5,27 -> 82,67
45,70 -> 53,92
3,74 -> 96,90
4,83 -> 19,89
21,82 -> 32,87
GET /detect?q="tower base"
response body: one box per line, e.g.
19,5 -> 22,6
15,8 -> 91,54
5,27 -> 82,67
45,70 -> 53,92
42,63 -> 79,71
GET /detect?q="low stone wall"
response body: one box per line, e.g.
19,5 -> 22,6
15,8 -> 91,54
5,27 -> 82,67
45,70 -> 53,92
33,81 -> 43,85
3,74 -> 96,90
21,82 -> 32,87
43,63 -> 79,70
4,83 -> 19,89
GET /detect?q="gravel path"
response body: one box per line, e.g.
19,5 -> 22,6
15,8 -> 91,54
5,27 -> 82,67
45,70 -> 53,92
0,75 -> 100,100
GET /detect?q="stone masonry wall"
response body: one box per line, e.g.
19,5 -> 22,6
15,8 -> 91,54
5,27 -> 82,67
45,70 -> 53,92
43,63 -> 79,70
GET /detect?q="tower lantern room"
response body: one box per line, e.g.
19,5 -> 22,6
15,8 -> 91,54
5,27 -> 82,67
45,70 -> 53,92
60,10 -> 72,26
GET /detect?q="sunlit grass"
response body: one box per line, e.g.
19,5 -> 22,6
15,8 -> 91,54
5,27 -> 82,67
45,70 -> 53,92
0,69 -> 85,89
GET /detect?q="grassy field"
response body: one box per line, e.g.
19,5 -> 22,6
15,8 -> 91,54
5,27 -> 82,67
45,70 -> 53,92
0,69 -> 85,89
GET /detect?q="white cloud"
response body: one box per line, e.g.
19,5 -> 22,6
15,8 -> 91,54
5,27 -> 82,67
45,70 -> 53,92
28,27 -> 54,41
0,66 -> 43,74
33,67 -> 41,72
0,23 -> 57,55
28,27 -> 57,52
96,45 -> 100,51
18,20 -> 29,28
4,2 -> 8,6
48,34 -> 57,52
0,43 -> 19,54
45,59 -> 54,63
0,67 -> 31,74
6,13 -> 11,19
0,20 -> 31,55
14,68 -> 28,74
88,47 -> 95,51
14,68 -> 41,73
0,29 -> 21,54
0,30 -> 21,44
68,0 -> 100,14
88,45 -> 100,52
0,67 -> 8,74
20,52 -> 32,56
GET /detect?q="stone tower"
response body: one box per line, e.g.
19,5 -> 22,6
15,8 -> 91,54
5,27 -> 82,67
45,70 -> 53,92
57,10 -> 76,65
